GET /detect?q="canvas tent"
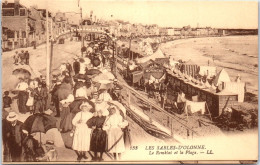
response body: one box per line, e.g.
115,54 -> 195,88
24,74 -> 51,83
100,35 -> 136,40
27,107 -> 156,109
213,69 -> 231,86
137,48 -> 166,64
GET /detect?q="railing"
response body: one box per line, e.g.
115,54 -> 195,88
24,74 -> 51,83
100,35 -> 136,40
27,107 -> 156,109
55,27 -> 107,40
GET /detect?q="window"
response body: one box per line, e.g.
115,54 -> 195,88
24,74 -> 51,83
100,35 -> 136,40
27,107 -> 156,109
7,30 -> 14,38
22,31 -> 26,38
14,6 -> 19,15
20,9 -> 26,16
3,9 -> 14,16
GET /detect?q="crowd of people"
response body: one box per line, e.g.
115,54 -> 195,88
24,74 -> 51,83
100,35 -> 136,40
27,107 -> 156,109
13,50 -> 30,65
3,39 -> 131,162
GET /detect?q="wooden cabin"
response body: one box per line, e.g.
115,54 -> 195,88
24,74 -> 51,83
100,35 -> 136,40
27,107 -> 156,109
166,71 -> 238,117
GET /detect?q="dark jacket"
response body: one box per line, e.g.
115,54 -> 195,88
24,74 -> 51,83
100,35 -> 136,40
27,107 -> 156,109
73,61 -> 80,73
3,96 -> 12,108
24,52 -> 29,59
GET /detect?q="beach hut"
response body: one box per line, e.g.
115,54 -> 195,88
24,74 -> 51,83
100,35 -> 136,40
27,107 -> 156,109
137,48 -> 166,64
213,69 -> 231,86
181,60 -> 199,77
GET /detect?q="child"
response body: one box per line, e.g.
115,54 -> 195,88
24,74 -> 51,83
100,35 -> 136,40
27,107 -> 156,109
3,91 -> 12,113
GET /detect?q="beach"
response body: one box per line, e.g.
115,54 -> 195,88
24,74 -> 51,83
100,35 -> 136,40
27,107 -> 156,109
160,35 -> 258,97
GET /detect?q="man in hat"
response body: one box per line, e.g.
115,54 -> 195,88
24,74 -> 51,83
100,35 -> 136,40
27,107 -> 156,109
24,50 -> 30,65
110,86 -> 122,102
42,140 -> 58,161
110,79 -> 122,92
73,57 -> 80,75
66,60 -> 73,76
33,82 -> 48,114
13,51 -> 19,65
5,112 -> 24,162
50,77 -> 62,117
19,50 -> 26,65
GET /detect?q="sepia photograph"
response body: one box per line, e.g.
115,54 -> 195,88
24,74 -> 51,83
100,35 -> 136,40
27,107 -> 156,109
1,0 -> 258,163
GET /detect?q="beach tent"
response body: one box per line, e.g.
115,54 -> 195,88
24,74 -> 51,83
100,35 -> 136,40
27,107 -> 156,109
181,60 -> 199,77
213,69 -> 231,86
137,48 -> 165,64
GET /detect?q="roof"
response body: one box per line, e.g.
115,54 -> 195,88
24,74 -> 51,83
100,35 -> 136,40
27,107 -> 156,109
213,69 -> 231,86
2,2 -> 24,8
137,48 -> 166,64
37,9 -> 52,17
215,89 -> 237,96
184,59 -> 197,65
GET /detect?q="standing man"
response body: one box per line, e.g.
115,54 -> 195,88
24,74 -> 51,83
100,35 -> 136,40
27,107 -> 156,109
5,112 -> 24,162
73,57 -> 80,75
19,50 -> 25,65
24,50 -> 30,65
51,78 -> 62,117
33,83 -> 48,114
66,60 -> 73,76
13,51 -> 19,65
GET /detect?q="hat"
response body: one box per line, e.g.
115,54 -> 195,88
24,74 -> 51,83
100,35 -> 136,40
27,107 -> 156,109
46,140 -> 54,145
6,112 -> 18,122
113,79 -> 118,82
22,129 -> 28,134
80,102 -> 92,110
93,91 -> 99,96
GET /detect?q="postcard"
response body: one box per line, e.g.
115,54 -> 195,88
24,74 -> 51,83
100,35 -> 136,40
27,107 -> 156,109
1,0 -> 258,163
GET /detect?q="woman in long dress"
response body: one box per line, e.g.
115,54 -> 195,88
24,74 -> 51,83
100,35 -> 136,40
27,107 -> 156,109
103,106 -> 128,160
87,110 -> 107,161
72,101 -> 93,161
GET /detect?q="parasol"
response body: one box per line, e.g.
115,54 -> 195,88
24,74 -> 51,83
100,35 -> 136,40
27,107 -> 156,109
92,72 -> 115,82
74,74 -> 89,81
94,80 -> 113,90
107,100 -> 126,118
23,113 -> 57,134
12,68 -> 31,79
86,69 -> 102,76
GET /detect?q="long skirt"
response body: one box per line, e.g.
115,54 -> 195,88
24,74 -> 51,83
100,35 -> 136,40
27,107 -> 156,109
60,107 -> 73,133
107,127 -> 125,153
72,124 -> 92,151
34,100 -> 44,113
90,129 -> 107,152
18,91 -> 28,114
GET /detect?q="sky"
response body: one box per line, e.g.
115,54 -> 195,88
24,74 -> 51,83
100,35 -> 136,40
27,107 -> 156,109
14,0 -> 259,29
